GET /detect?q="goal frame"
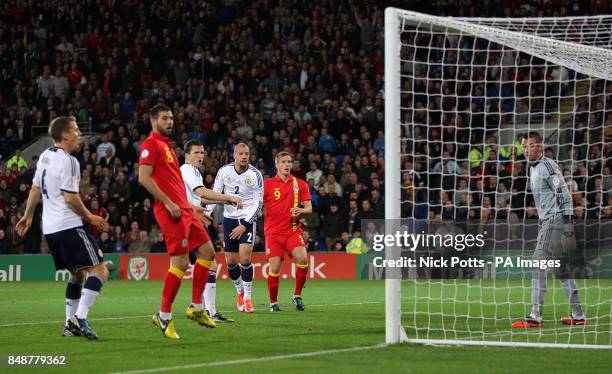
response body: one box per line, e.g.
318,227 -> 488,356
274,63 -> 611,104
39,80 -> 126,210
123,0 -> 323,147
383,7 -> 612,349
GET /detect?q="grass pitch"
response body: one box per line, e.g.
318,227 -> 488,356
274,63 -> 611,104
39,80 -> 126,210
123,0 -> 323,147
1,280 -> 611,373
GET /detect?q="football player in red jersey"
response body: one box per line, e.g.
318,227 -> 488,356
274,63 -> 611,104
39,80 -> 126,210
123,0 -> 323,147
263,152 -> 312,311
138,104 -> 216,339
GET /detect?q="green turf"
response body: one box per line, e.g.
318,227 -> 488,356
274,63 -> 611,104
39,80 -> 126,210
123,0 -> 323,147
403,279 -> 612,345
0,280 -> 611,373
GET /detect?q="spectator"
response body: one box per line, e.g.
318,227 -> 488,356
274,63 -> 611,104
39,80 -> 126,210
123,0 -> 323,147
300,211 -> 320,241
370,189 -> 384,219
322,203 -> 345,250
306,162 -> 323,187
0,209 -> 7,230
353,200 -> 376,234
318,128 -> 336,154
88,198 -> 109,237
302,230 -> 317,252
0,229 -> 10,254
6,215 -> 24,253
150,232 -> 167,253
123,221 -> 141,247
325,174 -> 342,197
96,134 -> 116,162
109,172 -> 131,204
98,231 -> 115,254
135,198 -> 156,231
6,149 -> 27,170
129,230 -> 153,253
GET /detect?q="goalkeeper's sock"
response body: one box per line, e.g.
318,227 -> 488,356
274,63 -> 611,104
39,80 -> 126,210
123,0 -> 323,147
240,262 -> 253,300
204,271 -> 217,316
65,280 -> 82,321
76,275 -> 103,320
192,259 -> 212,309
560,279 -> 584,318
267,272 -> 280,304
160,266 -> 184,319
228,263 -> 244,294
530,268 -> 547,318
294,263 -> 308,296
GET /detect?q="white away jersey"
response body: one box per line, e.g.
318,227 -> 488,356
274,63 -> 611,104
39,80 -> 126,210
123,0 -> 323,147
33,147 -> 83,234
212,163 -> 263,224
180,164 -> 205,207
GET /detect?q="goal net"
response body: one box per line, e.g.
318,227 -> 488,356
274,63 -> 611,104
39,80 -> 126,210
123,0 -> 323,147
384,8 -> 612,348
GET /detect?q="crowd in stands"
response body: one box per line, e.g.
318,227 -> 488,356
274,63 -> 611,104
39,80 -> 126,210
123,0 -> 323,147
0,0 -> 611,255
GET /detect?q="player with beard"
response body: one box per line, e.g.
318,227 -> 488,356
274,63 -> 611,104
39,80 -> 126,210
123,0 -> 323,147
138,104 -> 216,339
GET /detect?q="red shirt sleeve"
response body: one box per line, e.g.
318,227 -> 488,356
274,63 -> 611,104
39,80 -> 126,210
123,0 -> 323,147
139,138 -> 158,167
263,179 -> 270,200
298,178 -> 311,202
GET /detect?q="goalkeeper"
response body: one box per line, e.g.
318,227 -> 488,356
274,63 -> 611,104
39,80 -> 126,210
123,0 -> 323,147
512,132 -> 586,328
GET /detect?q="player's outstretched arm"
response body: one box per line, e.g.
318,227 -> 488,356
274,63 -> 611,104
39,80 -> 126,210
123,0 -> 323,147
64,192 -> 109,231
138,164 -> 181,220
196,188 -> 243,209
16,186 -> 42,236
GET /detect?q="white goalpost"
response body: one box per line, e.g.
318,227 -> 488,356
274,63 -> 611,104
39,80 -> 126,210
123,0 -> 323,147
384,7 -> 612,348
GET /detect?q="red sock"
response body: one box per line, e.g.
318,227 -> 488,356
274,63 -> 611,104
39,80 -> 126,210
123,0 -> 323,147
268,272 -> 280,304
161,266 -> 184,313
192,259 -> 212,306
294,264 -> 308,296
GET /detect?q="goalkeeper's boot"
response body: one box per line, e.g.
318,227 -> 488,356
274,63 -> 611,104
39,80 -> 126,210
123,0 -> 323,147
236,293 -> 245,312
291,296 -> 305,311
186,305 -> 217,328
243,298 -> 254,314
70,316 -> 99,339
209,311 -> 235,323
62,318 -> 83,337
561,314 -> 587,326
152,313 -> 179,339
269,303 -> 282,312
511,316 -> 543,328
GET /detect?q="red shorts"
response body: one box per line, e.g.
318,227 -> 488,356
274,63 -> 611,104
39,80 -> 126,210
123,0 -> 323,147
155,207 -> 210,255
265,231 -> 305,260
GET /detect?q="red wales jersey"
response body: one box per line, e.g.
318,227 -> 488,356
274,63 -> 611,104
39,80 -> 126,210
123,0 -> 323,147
139,131 -> 191,211
263,174 -> 311,236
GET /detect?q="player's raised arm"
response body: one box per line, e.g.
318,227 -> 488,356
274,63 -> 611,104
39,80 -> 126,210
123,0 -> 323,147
138,164 -> 181,220
196,187 -> 243,208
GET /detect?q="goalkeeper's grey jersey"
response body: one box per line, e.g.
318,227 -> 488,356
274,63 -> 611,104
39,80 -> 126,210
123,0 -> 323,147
529,156 -> 573,220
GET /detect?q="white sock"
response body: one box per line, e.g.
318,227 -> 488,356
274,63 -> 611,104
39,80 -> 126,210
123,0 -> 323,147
75,275 -> 103,320
233,278 -> 244,295
66,299 -> 80,322
204,283 -> 217,316
243,281 -> 253,300
159,311 -> 172,321
75,289 -> 99,320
